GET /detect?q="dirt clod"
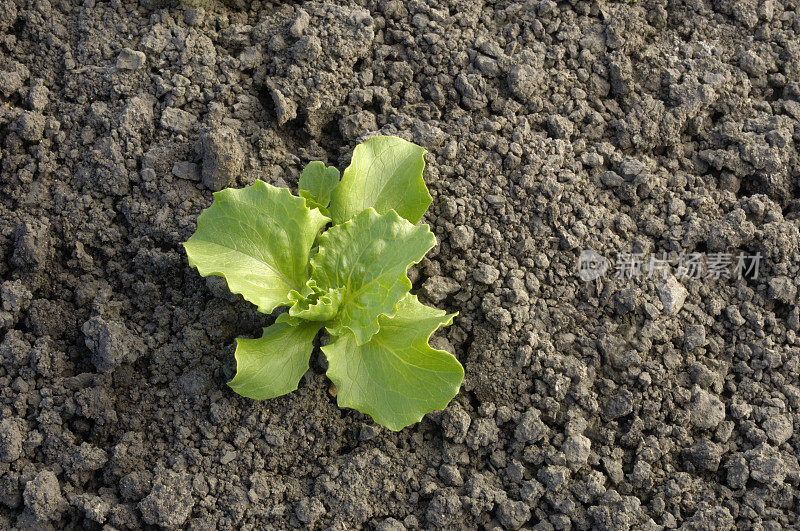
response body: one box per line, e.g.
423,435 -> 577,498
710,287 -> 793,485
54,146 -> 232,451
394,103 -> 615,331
1,0 -> 799,528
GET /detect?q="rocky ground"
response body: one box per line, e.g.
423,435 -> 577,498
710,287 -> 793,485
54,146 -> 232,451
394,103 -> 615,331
1,0 -> 800,529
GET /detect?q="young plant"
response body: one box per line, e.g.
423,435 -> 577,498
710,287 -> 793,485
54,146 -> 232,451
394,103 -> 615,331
183,136 -> 464,431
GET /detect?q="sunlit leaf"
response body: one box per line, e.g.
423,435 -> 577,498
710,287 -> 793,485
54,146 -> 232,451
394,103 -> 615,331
298,161 -> 340,212
311,208 -> 436,344
323,294 -> 463,431
183,181 -> 329,313
329,136 -> 431,225
228,316 -> 322,400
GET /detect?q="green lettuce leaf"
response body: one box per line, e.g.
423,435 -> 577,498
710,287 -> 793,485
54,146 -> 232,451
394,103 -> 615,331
298,161 -> 340,212
329,136 -> 431,225
228,315 -> 323,400
311,208 -> 436,344
322,294 -> 463,431
287,280 -> 343,322
183,181 -> 330,314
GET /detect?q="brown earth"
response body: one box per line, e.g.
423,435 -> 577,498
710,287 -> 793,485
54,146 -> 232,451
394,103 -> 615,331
1,0 -> 800,529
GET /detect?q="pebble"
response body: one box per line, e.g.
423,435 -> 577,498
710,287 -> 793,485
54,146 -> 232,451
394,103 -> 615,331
658,276 -> 688,315
514,408 -> 548,443
421,276 -> 460,303
27,80 -> 49,111
450,225 -> 474,250
474,264 -> 500,284
23,470 -> 67,522
496,499 -> 530,530
14,111 -> 45,142
198,127 -> 245,191
690,387 -> 726,429
749,452 -> 786,485
289,8 -> 311,38
547,115 -> 574,139
116,48 -> 146,70
768,275 -> 797,303
762,415 -> 793,445
160,107 -> 197,135
686,439 -> 723,471
562,434 -> 591,468
0,418 -> 22,463
683,324 -> 706,350
172,161 -> 200,181
507,65 -> 538,100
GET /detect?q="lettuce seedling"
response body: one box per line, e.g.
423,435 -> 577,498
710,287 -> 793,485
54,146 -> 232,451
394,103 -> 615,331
183,135 -> 464,431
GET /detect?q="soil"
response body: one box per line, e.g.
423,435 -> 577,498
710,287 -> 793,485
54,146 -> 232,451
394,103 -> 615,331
1,0 -> 800,529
